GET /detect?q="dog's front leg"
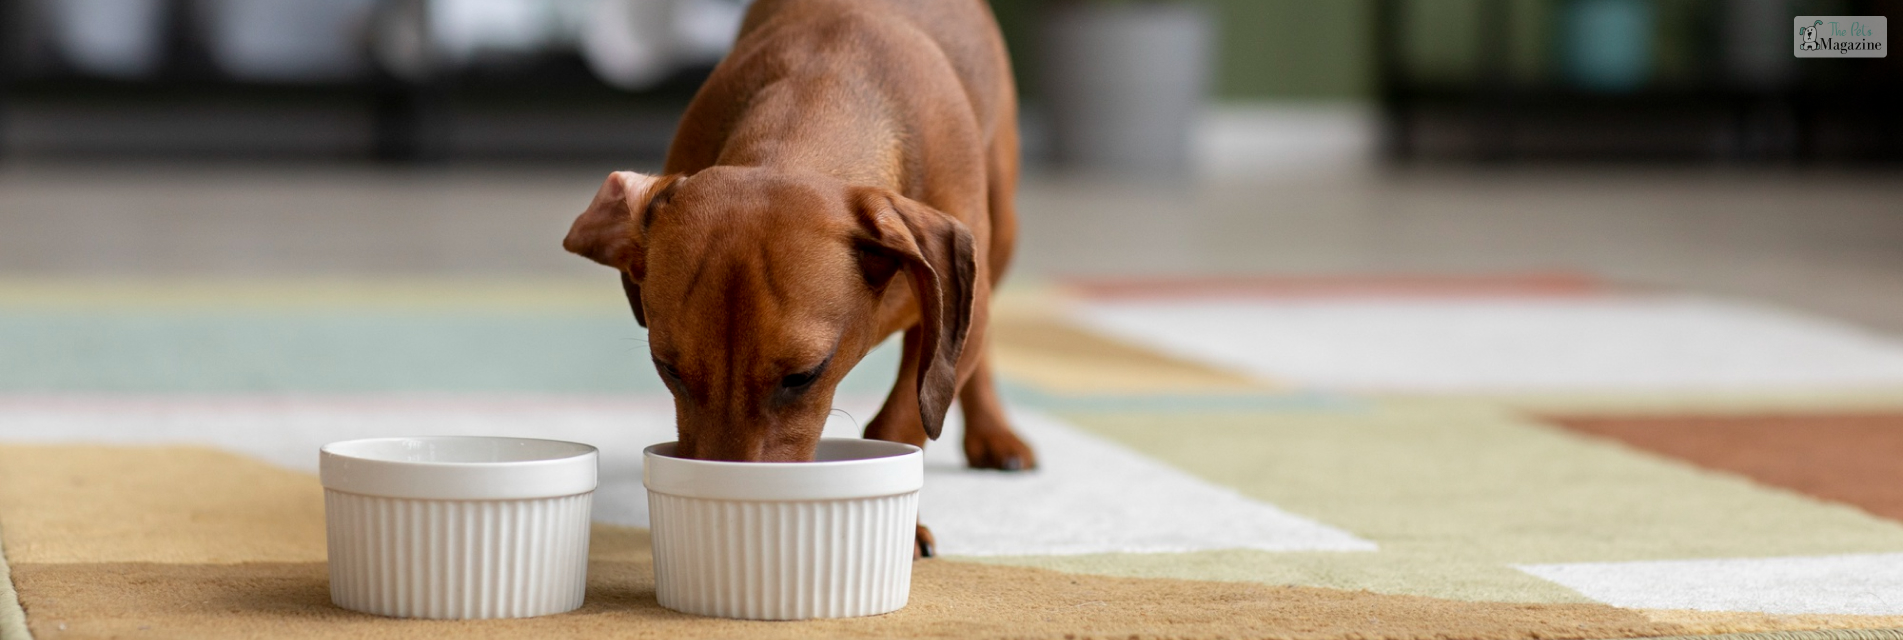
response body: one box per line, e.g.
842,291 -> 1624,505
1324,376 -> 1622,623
864,326 -> 936,558
865,327 -> 931,448
957,348 -> 1036,471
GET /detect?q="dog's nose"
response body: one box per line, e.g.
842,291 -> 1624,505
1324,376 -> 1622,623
677,430 -> 815,463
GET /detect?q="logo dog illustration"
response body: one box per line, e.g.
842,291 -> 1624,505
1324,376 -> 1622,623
1799,20 -> 1822,51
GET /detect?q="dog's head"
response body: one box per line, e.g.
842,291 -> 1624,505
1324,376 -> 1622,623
564,166 -> 975,462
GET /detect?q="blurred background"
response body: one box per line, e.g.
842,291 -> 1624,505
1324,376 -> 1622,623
0,0 -> 1899,330
10,3 -> 1903,628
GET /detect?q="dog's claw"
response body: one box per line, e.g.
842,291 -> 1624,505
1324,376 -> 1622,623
963,428 -> 1038,472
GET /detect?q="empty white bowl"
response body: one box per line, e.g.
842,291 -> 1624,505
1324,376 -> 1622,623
644,438 -> 924,620
320,436 -> 598,619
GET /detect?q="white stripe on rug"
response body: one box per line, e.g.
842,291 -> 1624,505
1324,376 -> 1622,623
1518,553 -> 1903,614
0,395 -> 1373,556
1074,296 -> 1903,392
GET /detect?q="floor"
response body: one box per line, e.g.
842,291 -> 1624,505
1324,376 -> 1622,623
3,161 -> 1899,334
9,160 -> 1903,639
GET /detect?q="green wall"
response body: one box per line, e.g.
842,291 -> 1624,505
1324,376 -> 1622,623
1214,0 -> 1375,99
989,0 -> 1377,102
990,0 -> 1858,101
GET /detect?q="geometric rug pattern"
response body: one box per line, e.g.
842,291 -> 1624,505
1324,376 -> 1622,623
7,275 -> 1903,639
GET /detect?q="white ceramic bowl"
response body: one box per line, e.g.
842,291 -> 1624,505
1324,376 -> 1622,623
320,436 -> 598,619
644,438 -> 924,620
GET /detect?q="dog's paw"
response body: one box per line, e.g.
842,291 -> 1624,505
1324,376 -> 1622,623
964,427 -> 1037,471
914,524 -> 936,560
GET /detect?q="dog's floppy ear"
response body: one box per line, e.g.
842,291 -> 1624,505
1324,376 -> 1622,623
563,171 -> 680,327
852,188 -> 977,441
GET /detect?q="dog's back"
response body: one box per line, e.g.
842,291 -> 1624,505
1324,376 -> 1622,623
736,0 -> 1014,137
667,1 -> 1014,201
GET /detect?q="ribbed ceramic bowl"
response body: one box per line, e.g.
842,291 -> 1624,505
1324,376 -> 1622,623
644,438 -> 924,620
320,436 -> 598,619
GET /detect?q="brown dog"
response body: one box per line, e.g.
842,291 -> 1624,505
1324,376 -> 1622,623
562,0 -> 1034,557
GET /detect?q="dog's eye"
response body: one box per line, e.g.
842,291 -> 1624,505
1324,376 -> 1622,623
654,360 -> 682,381
780,370 -> 819,390
780,357 -> 829,392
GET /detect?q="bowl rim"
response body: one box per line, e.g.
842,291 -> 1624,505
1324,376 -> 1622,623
643,437 -> 923,501
321,435 -> 597,465
321,435 -> 598,501
642,438 -> 919,466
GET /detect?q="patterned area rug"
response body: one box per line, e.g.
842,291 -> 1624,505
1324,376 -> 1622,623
5,275 -> 1903,639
